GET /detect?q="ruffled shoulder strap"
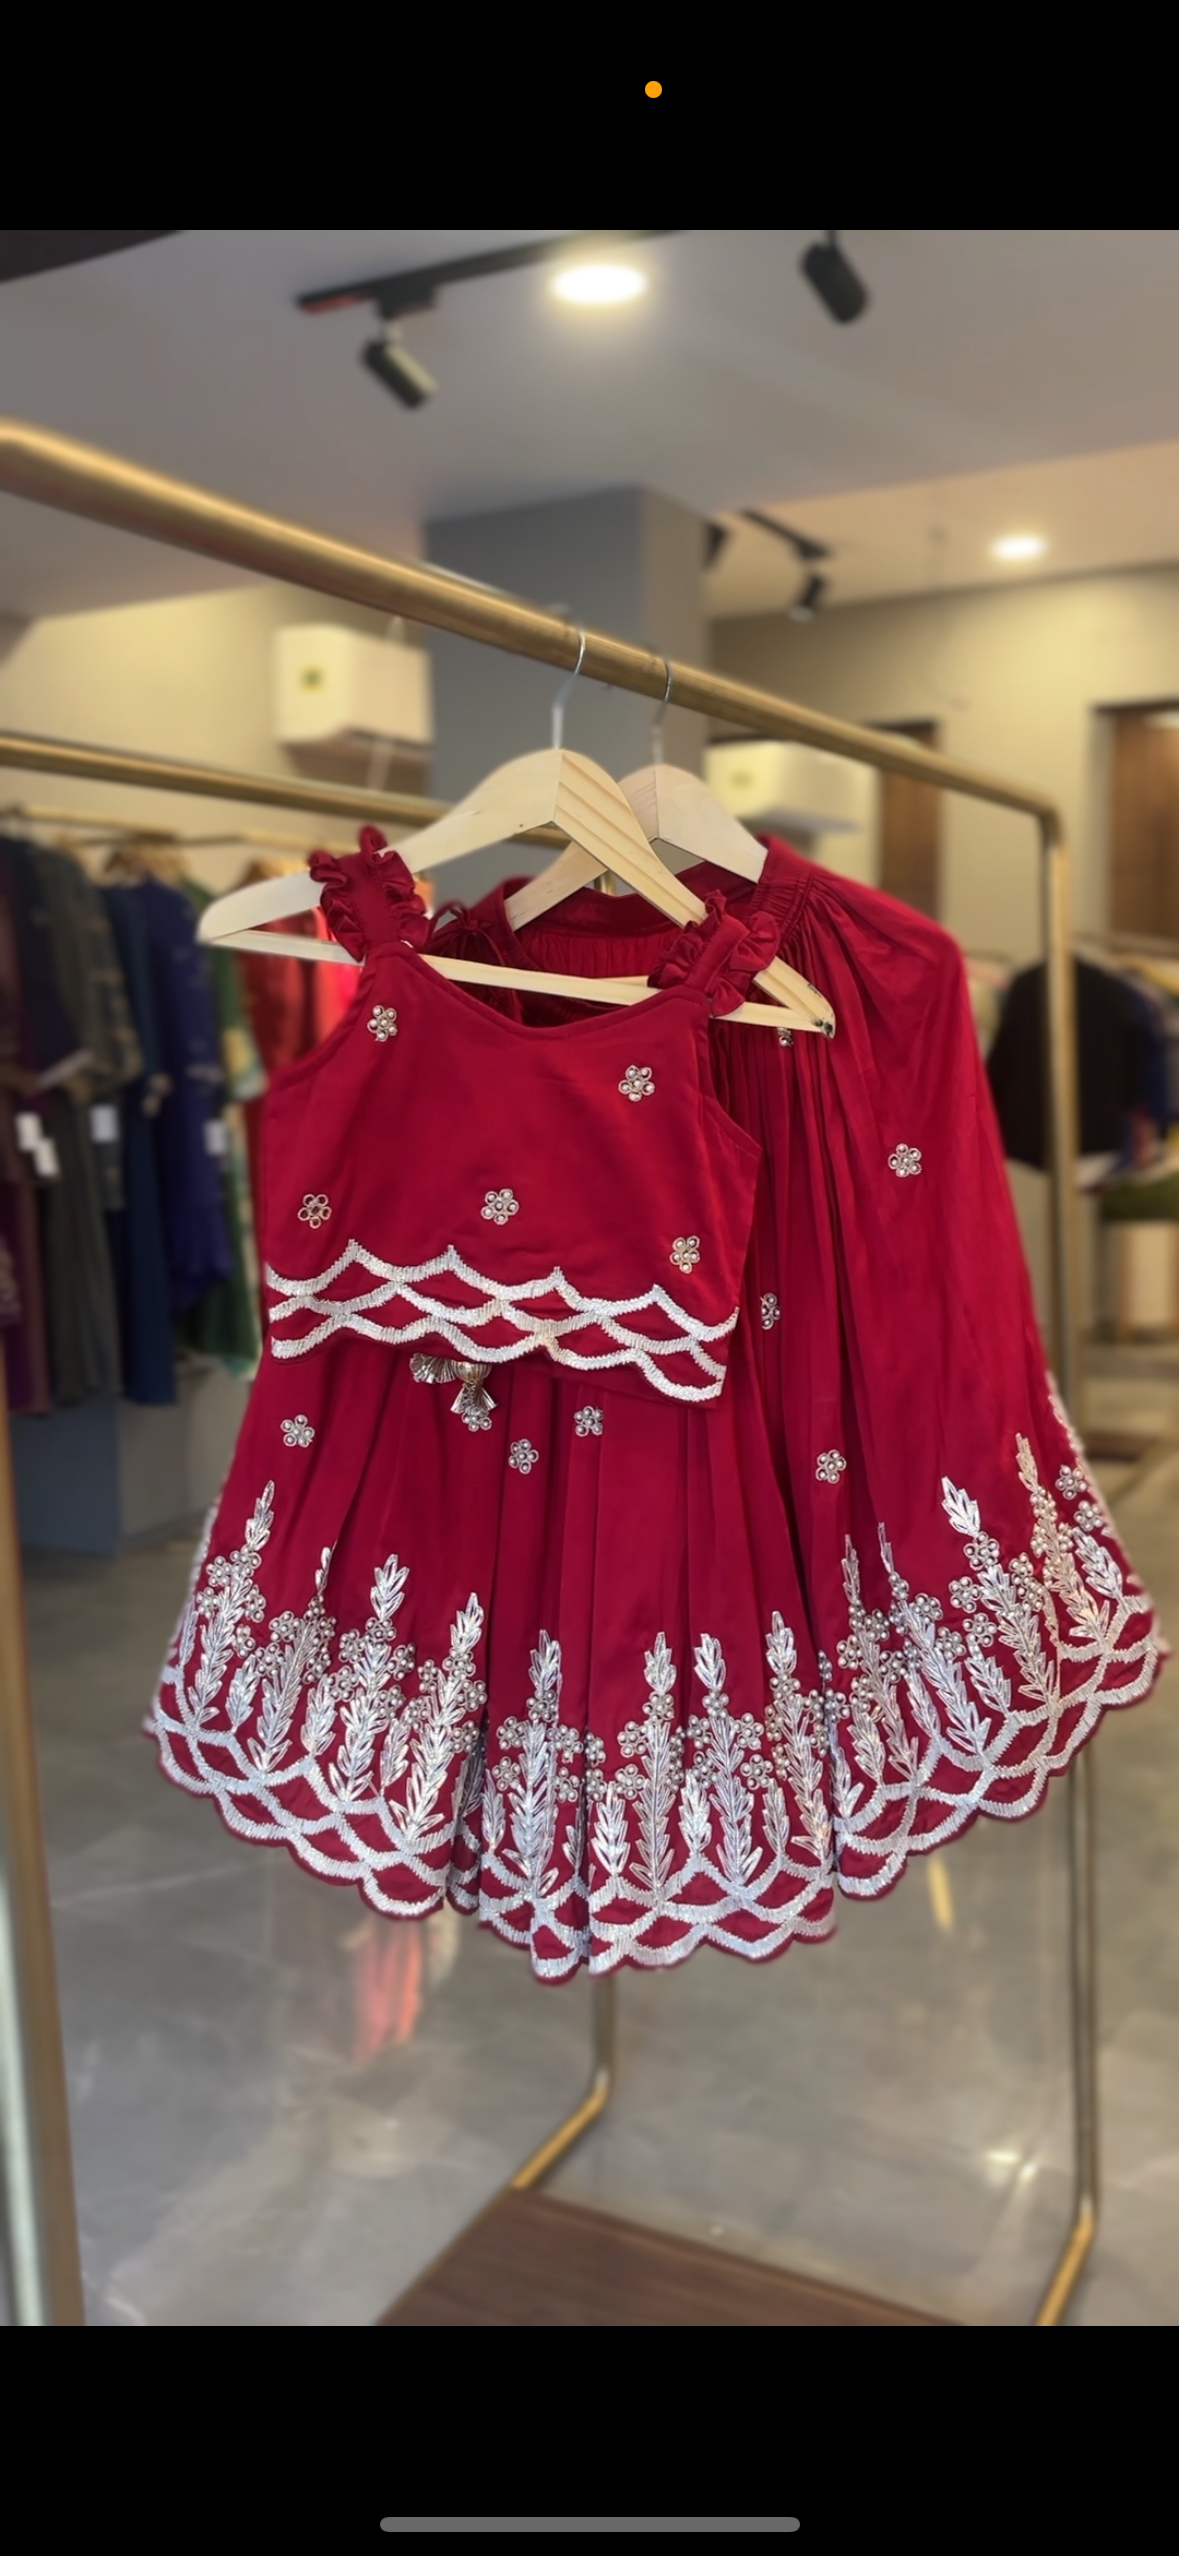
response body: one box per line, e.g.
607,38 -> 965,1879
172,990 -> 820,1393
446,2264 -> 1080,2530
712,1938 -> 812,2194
310,827 -> 431,963
648,889 -> 780,1017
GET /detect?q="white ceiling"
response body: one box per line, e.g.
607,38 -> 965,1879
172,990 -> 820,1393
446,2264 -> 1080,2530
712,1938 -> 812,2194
707,438 -> 1179,615
5,229 -> 1179,621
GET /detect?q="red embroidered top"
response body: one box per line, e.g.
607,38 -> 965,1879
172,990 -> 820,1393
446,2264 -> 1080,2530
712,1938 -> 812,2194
259,831 -> 771,1404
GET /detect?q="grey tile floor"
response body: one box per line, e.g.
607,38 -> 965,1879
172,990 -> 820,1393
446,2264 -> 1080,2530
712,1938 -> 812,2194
13,1347 -> 1179,2325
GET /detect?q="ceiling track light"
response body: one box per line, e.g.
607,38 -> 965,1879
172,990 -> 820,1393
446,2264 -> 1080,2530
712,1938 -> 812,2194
740,508 -> 831,566
708,513 -> 831,619
300,232 -> 683,412
362,318 -> 439,410
800,231 -> 870,325
789,571 -> 828,622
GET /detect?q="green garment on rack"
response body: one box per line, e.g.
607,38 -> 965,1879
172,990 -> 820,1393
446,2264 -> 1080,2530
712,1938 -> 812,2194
176,879 -> 265,1374
181,881 -> 267,1105
1100,1171 -> 1179,1223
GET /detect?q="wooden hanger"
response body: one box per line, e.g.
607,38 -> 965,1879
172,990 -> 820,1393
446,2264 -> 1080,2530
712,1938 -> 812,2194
507,761 -> 766,925
196,748 -> 830,1033
103,832 -> 187,884
502,758 -> 832,1035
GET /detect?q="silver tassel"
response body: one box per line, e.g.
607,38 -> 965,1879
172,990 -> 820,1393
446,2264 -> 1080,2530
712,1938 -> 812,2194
410,1354 -> 496,1432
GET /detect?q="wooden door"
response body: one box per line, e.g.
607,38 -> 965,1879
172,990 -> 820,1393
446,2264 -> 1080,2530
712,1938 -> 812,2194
877,719 -> 942,918
1108,706 -> 1179,938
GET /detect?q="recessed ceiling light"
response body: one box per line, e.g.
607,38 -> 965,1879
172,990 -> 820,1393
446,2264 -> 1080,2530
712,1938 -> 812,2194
551,263 -> 647,306
989,533 -> 1048,563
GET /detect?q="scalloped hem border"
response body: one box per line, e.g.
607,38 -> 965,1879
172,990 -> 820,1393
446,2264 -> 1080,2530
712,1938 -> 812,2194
146,1643 -> 1159,1983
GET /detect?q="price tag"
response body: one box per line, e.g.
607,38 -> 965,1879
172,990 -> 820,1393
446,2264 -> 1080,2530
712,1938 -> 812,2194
15,1111 -> 41,1151
89,1103 -> 119,1143
34,1137 -> 61,1180
204,1118 -> 229,1157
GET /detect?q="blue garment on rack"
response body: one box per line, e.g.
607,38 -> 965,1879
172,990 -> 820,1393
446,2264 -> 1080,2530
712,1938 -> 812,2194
101,886 -> 177,1405
135,875 -> 232,1314
1123,977 -> 1173,1131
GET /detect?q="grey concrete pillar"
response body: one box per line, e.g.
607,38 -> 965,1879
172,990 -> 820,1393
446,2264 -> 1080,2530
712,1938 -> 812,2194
423,487 -> 705,906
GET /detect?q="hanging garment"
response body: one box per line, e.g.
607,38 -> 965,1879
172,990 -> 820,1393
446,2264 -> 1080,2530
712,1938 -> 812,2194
429,843 -> 1165,1889
176,879 -> 263,1374
0,838 -> 121,1402
986,957 -> 1158,1171
132,874 -> 232,1314
101,884 -> 178,1406
0,885 -> 51,1413
149,835 -> 1164,1982
29,848 -> 140,1402
150,838 -> 828,1980
31,848 -> 143,1208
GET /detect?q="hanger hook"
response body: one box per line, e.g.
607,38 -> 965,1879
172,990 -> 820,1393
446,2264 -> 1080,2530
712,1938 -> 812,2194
550,630 -> 587,750
651,658 -> 675,765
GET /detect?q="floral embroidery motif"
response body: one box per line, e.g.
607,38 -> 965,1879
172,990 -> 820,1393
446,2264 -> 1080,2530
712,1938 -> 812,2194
816,1449 -> 847,1483
670,1235 -> 701,1274
618,1064 -> 655,1102
509,1438 -> 540,1475
761,1293 -> 781,1330
280,1416 -> 315,1449
298,1193 -> 331,1229
152,1444 -> 1161,1982
481,1188 -> 519,1226
366,1005 -> 399,1043
575,1406 -> 604,1437
888,1144 -> 922,1178
410,1354 -> 495,1432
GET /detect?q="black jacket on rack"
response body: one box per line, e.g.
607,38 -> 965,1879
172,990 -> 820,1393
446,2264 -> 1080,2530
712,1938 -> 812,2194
987,957 -> 1156,1169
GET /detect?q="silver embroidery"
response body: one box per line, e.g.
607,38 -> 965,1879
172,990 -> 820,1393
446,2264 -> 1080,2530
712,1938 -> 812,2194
481,1188 -> 519,1226
509,1437 -> 540,1475
410,1354 -> 495,1431
366,1005 -> 399,1042
618,1064 -> 655,1102
670,1235 -> 701,1274
298,1193 -> 331,1229
280,1416 -> 315,1448
265,1241 -> 738,1403
816,1449 -> 847,1483
152,1444 -> 1162,1982
761,1293 -> 780,1330
575,1406 -> 604,1437
888,1144 -> 922,1177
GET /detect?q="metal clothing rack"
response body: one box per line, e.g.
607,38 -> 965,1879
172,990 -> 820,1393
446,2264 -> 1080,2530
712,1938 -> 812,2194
0,801 -> 362,858
0,418 -> 1088,2330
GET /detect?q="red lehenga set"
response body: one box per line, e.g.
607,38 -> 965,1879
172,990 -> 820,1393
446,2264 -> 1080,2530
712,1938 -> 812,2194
149,829 -> 1165,1980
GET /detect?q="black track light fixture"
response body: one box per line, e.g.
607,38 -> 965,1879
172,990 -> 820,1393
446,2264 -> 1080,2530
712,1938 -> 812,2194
789,572 -> 828,622
300,232 -> 683,413
740,509 -> 830,566
800,232 -> 869,325
734,510 -> 833,621
361,321 -> 438,410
